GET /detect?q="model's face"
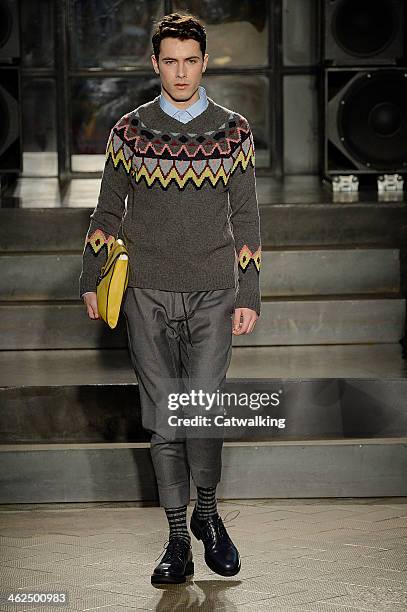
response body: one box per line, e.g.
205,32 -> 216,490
151,37 -> 208,108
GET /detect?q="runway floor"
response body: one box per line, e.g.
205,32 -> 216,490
1,497 -> 407,611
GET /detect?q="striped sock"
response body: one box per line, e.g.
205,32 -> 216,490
195,485 -> 217,520
164,505 -> 191,544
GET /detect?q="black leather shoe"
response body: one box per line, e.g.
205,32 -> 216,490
190,507 -> 241,576
151,537 -> 194,585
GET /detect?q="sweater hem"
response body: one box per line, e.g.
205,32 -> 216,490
127,270 -> 236,293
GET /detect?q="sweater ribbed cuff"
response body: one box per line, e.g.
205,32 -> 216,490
79,273 -> 99,299
235,287 -> 261,316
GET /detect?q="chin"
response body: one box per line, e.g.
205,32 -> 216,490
172,92 -> 189,100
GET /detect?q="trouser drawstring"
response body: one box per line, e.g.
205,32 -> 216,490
180,292 -> 193,347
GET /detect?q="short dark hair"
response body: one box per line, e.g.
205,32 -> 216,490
152,12 -> 206,60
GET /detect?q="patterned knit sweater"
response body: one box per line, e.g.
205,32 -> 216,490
79,94 -> 262,315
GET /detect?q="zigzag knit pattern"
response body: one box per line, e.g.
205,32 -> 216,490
237,244 -> 261,272
85,228 -> 115,255
105,113 -> 255,191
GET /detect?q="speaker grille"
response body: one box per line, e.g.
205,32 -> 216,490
338,71 -> 407,169
332,0 -> 398,58
0,91 -> 10,153
0,0 -> 12,49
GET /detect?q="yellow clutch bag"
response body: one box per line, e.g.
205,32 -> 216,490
96,238 -> 129,329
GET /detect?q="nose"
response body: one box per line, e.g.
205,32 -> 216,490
177,63 -> 186,79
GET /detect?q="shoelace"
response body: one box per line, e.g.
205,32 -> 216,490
221,509 -> 241,524
154,537 -> 191,563
154,509 -> 240,561
201,508 -> 241,542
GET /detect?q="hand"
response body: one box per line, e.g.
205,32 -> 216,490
232,307 -> 258,335
83,292 -> 101,320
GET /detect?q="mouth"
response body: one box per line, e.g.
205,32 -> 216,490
175,84 -> 188,88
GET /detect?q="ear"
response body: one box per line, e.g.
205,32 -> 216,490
151,54 -> 160,74
202,53 -> 209,73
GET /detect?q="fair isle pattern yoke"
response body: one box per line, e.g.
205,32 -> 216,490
106,112 -> 255,190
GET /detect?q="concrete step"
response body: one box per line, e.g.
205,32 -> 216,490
1,377 -> 406,443
0,296 -> 404,349
0,248 -> 401,300
1,201 -> 407,251
260,248 -> 400,296
1,438 -> 406,503
1,346 -> 406,444
1,344 -> 405,386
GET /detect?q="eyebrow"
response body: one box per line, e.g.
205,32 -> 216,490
161,56 -> 201,60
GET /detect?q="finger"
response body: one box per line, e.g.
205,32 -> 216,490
246,318 -> 257,334
233,309 -> 242,331
87,303 -> 99,320
86,303 -> 95,319
234,313 -> 250,334
238,316 -> 251,334
233,321 -> 245,334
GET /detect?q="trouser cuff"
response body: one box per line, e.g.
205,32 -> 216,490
157,481 -> 190,508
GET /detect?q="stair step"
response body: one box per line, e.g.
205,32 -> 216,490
1,200 -> 407,251
261,248 -> 400,296
0,248 -> 401,299
0,345 -> 405,386
0,438 -> 405,503
1,298 -> 404,349
0,352 -> 407,444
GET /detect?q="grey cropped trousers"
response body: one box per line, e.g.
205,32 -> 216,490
122,286 -> 236,508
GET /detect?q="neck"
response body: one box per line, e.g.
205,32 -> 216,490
160,85 -> 201,110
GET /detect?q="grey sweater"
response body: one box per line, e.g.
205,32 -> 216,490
79,94 -> 262,314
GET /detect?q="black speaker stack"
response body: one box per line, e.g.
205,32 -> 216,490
0,0 -> 22,177
322,0 -> 406,185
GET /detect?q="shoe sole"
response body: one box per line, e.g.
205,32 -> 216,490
190,518 -> 241,577
151,560 -> 194,585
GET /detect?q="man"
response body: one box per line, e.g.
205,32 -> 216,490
79,12 -> 261,585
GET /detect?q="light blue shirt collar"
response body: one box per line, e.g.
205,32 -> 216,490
159,85 -> 208,123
